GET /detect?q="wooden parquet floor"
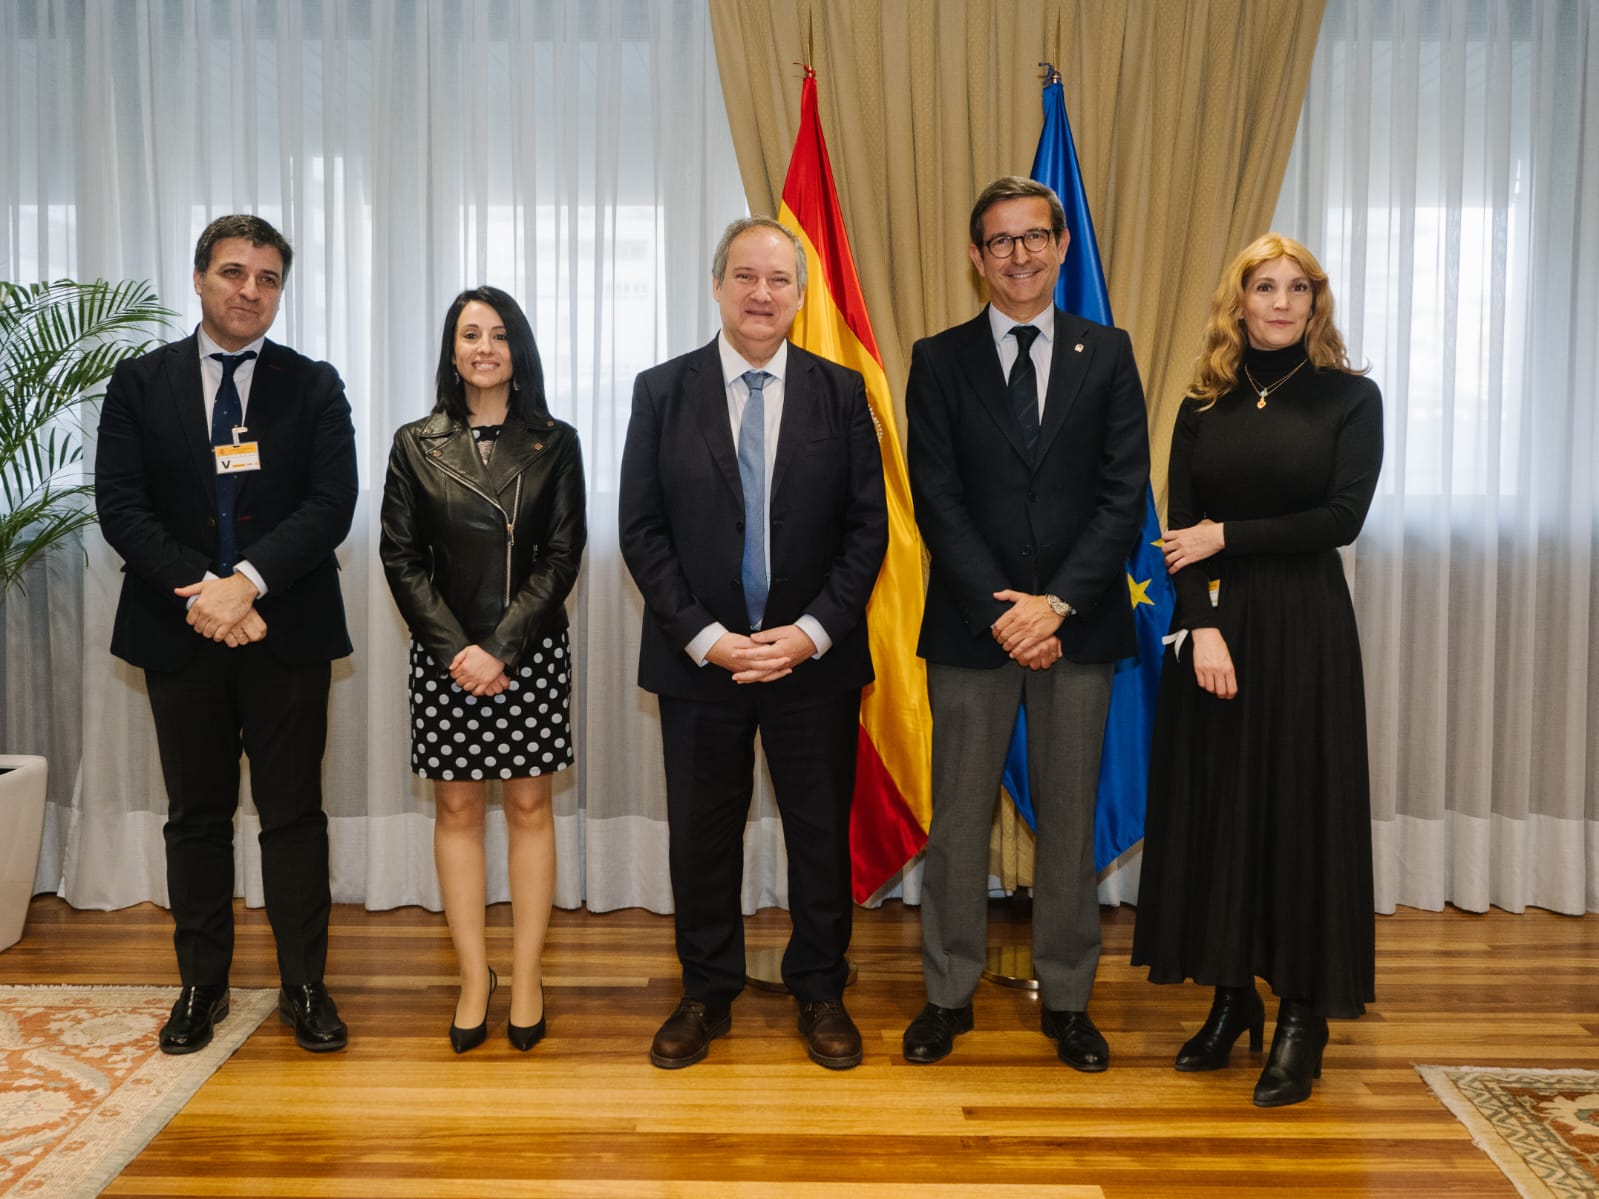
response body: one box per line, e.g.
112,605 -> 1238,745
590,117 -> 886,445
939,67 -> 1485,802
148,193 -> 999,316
7,896 -> 1596,1197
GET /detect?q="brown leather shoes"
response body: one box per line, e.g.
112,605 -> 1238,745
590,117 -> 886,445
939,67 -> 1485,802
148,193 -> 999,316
649,997 -> 731,1069
797,998 -> 862,1069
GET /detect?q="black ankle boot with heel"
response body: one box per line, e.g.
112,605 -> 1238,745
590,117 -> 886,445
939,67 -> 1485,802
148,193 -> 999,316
1253,997 -> 1328,1107
1175,984 -> 1265,1072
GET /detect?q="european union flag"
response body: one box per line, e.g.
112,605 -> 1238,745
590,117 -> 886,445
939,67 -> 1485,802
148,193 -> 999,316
1001,68 -> 1175,871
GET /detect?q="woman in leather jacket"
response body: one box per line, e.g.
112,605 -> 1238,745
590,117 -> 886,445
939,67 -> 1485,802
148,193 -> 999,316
380,286 -> 585,1053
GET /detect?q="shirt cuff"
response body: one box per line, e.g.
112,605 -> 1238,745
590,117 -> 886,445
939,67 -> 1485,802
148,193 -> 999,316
686,622 -> 729,667
184,570 -> 220,610
795,614 -> 830,659
234,560 -> 267,598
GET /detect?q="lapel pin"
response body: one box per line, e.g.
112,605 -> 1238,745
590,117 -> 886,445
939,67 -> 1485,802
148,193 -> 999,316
1074,343 -> 1084,353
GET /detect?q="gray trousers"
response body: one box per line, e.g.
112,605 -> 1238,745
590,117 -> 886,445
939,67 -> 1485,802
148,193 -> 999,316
920,657 -> 1112,1012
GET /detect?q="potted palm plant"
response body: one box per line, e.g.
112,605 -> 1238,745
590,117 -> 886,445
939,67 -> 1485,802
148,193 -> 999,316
1,278 -> 174,948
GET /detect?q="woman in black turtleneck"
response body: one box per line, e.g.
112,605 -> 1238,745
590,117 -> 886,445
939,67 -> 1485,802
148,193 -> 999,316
1131,234 -> 1383,1108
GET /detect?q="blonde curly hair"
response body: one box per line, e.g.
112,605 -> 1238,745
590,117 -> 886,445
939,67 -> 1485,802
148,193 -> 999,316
1186,233 -> 1364,405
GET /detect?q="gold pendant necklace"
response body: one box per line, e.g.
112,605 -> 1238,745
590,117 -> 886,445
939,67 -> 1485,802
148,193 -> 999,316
1244,359 -> 1308,408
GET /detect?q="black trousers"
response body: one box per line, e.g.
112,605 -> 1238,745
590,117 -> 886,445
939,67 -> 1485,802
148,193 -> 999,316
657,686 -> 861,1004
144,641 -> 333,987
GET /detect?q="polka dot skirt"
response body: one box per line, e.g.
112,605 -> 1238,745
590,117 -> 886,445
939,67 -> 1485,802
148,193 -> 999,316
408,633 -> 573,781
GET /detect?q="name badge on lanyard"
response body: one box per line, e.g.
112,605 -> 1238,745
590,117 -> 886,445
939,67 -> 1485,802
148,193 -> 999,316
215,427 -> 262,473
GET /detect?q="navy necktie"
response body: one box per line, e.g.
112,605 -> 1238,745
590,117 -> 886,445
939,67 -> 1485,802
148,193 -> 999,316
210,351 -> 256,574
1009,324 -> 1041,454
738,369 -> 771,629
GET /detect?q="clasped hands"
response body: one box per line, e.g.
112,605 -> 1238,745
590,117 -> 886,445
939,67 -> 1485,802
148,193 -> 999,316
992,590 -> 1063,671
449,644 -> 511,697
707,625 -> 817,684
176,574 -> 265,647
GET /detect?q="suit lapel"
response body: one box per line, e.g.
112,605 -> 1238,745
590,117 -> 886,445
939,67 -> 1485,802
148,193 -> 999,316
952,309 -> 1032,466
770,344 -> 807,503
164,335 -> 217,509
690,340 -> 743,504
1036,307 -> 1092,462
234,339 -> 287,505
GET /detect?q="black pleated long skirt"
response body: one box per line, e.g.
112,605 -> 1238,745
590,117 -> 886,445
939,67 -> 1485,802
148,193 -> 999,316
1131,549 -> 1375,1019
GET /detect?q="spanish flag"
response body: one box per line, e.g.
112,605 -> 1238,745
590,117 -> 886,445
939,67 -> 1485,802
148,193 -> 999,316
778,69 -> 931,901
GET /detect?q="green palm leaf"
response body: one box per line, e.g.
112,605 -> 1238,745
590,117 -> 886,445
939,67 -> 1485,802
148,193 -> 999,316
0,279 -> 176,594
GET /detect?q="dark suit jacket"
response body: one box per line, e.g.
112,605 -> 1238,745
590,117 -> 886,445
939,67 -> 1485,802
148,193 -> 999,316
96,332 -> 358,670
907,306 -> 1149,668
618,337 -> 888,702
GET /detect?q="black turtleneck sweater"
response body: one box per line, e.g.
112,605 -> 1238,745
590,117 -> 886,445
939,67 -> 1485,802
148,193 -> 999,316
1166,341 -> 1384,630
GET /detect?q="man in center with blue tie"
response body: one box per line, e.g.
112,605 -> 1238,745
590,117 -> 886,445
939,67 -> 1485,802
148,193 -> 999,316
620,216 -> 888,1070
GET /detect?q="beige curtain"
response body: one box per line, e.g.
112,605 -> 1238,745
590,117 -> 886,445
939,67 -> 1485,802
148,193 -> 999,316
708,0 -> 1323,501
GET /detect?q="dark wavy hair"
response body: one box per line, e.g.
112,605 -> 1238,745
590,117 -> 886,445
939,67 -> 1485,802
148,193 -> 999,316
433,286 -> 549,424
193,214 -> 294,278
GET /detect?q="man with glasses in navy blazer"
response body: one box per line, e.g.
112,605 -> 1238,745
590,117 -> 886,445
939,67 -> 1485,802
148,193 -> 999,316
903,177 -> 1149,1071
96,214 -> 357,1055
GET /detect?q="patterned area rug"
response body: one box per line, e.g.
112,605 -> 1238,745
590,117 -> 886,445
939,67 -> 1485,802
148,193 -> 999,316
1419,1065 -> 1599,1198
0,985 -> 275,1198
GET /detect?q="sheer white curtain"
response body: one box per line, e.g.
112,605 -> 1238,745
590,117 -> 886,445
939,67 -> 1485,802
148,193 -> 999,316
0,0 -> 805,915
1273,0 -> 1599,914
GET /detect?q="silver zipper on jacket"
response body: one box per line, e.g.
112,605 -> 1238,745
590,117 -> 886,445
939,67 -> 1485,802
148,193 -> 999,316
423,456 -> 523,610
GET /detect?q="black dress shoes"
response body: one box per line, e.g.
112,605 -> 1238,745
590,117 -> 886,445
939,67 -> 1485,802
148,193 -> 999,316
278,982 -> 348,1052
1041,1008 -> 1110,1072
159,984 -> 229,1055
902,1002 -> 973,1064
649,997 -> 731,1069
797,998 -> 863,1069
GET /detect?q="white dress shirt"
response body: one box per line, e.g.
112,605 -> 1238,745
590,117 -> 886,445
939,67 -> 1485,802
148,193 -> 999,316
987,303 -> 1055,422
195,325 -> 268,597
684,334 -> 830,665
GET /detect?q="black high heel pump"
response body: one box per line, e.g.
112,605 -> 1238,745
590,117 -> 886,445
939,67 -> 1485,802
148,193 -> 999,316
508,985 -> 545,1052
448,967 -> 497,1054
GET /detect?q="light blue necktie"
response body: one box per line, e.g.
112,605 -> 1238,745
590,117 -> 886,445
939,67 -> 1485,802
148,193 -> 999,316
210,351 -> 256,574
738,369 -> 771,629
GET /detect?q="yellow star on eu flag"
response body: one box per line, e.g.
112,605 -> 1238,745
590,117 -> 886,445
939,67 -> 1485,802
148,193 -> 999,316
1128,572 -> 1155,608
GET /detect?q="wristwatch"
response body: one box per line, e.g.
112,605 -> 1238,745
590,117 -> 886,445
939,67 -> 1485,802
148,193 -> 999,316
1045,594 -> 1072,618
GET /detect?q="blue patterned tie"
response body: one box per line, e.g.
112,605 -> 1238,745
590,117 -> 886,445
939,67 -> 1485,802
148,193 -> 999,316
1009,325 -> 1041,454
210,351 -> 256,574
738,369 -> 771,629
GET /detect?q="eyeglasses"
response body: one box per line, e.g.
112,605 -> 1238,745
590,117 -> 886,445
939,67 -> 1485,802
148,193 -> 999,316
983,228 -> 1055,258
